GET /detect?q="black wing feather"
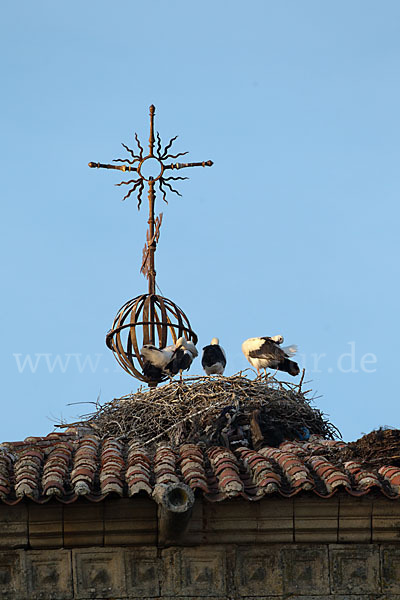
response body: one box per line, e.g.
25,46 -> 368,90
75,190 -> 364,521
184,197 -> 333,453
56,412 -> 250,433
202,345 -> 227,369
248,339 -> 284,360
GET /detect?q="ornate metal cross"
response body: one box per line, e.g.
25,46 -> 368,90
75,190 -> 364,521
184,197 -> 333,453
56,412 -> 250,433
89,104 -> 213,297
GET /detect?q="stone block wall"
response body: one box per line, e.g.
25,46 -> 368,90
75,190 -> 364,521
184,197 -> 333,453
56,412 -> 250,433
0,543 -> 399,599
0,495 -> 400,598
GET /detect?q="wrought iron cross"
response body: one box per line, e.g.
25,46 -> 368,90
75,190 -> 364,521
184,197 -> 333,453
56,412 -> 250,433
89,104 -> 213,296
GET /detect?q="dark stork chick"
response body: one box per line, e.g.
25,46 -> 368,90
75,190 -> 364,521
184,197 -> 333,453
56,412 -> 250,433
242,336 -> 300,377
140,344 -> 174,382
202,337 -> 227,375
165,337 -> 198,378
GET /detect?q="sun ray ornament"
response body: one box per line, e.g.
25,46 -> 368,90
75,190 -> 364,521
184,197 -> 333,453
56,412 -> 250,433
88,105 -> 213,387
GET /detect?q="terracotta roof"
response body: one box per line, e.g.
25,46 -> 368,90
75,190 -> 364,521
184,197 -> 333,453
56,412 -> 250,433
0,431 -> 399,505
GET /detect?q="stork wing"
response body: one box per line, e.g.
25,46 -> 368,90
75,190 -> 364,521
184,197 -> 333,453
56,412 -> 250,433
248,338 -> 285,360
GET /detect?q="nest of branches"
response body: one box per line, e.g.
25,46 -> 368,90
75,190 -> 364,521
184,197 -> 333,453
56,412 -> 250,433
340,428 -> 400,467
60,372 -> 340,451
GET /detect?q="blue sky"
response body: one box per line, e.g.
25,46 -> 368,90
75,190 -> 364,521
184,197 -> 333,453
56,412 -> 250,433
1,1 -> 399,442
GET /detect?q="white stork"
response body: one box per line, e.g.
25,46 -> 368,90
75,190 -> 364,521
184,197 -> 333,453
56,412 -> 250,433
165,337 -> 198,378
140,343 -> 175,381
201,338 -> 227,375
242,336 -> 300,377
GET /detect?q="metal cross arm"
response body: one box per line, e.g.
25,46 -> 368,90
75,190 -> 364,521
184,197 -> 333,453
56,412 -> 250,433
164,160 -> 213,171
88,162 -> 138,173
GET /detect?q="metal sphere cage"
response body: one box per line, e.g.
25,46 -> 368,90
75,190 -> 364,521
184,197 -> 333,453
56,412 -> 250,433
106,294 -> 198,383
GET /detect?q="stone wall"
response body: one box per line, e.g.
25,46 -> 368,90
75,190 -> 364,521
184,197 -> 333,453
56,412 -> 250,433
0,494 -> 400,598
0,543 -> 400,599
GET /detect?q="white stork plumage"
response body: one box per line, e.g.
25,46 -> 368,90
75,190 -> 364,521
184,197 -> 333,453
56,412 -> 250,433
201,338 -> 227,375
164,337 -> 198,378
140,343 -> 175,381
242,336 -> 300,377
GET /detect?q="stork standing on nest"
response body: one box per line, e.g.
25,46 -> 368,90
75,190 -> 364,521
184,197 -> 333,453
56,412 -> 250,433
165,337 -> 198,379
140,343 -> 175,382
242,335 -> 299,377
202,338 -> 227,375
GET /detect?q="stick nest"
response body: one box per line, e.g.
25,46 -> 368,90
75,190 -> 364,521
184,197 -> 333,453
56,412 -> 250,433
60,372 -> 341,450
340,427 -> 400,467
